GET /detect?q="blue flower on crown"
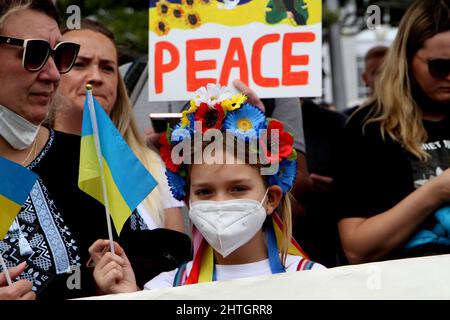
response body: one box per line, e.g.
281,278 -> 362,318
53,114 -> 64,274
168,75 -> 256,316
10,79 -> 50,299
166,170 -> 186,201
171,128 -> 192,144
177,113 -> 196,132
267,159 -> 298,194
223,103 -> 266,141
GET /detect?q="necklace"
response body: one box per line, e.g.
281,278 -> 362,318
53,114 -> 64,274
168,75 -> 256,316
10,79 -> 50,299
21,138 -> 37,165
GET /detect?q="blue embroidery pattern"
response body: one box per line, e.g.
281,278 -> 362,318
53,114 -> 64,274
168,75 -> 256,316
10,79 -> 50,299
0,131 -> 81,293
31,181 -> 72,274
130,210 -> 150,231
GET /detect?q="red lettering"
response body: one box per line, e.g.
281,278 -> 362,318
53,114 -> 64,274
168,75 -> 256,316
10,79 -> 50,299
186,38 -> 221,91
154,41 -> 180,94
219,37 -> 249,86
282,32 -> 315,86
252,34 -> 280,87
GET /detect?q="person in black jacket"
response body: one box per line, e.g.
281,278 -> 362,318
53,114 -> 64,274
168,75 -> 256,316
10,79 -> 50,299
334,0 -> 450,264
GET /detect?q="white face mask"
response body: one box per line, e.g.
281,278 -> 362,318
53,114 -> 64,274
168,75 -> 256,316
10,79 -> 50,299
189,189 -> 269,258
0,104 -> 40,150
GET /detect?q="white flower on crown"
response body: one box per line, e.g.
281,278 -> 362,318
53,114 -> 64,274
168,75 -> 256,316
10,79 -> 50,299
193,83 -> 233,107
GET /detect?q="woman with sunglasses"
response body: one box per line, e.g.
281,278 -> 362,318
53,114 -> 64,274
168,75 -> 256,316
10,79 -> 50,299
0,0 -> 145,300
334,0 -> 450,264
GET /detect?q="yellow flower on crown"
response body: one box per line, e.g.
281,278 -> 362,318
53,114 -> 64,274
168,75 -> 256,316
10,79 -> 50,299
188,99 -> 199,112
180,101 -> 198,128
180,113 -> 189,128
222,93 -> 247,112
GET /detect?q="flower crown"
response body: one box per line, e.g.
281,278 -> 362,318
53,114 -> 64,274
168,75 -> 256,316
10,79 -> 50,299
159,84 -> 298,201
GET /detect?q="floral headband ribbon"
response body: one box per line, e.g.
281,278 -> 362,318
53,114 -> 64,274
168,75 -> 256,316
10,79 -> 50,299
159,84 -> 298,201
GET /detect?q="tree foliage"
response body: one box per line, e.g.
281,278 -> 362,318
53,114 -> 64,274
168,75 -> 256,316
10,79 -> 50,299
56,0 -> 148,62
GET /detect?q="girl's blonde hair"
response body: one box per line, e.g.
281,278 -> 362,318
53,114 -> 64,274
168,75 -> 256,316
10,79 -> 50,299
277,193 -> 293,265
363,0 -> 450,161
185,138 -> 293,266
60,20 -> 167,226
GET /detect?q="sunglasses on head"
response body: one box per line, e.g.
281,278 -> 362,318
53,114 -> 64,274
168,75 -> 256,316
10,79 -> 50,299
0,35 -> 80,74
427,59 -> 450,80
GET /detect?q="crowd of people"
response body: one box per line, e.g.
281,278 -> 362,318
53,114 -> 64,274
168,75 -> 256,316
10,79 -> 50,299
0,0 -> 449,300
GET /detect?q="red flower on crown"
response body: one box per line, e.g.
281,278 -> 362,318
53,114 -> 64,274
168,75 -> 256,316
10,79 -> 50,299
194,102 -> 225,133
260,118 -> 294,163
159,131 -> 181,173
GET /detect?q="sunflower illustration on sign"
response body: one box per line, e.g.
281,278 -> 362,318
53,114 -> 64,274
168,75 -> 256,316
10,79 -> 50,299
156,0 -> 171,16
153,0 -> 206,35
154,19 -> 170,36
185,11 -> 201,28
182,0 -> 197,8
171,5 -> 184,19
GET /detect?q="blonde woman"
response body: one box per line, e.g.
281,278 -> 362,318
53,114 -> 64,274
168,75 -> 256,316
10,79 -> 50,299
52,19 -> 185,233
334,0 -> 450,264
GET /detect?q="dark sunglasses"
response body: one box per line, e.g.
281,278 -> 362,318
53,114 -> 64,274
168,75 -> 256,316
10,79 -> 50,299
0,35 -> 80,74
427,59 -> 450,80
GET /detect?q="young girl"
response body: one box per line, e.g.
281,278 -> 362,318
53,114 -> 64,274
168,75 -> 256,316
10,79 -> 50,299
89,84 -> 324,294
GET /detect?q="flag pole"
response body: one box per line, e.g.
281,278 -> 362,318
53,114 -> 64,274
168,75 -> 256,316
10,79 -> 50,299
85,84 -> 115,255
0,254 -> 12,286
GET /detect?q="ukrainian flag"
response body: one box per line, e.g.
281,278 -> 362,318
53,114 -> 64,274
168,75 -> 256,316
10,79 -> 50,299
0,156 -> 38,240
78,88 -> 157,235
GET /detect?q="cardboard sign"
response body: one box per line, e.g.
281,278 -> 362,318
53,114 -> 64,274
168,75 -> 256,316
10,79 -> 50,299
149,0 -> 322,101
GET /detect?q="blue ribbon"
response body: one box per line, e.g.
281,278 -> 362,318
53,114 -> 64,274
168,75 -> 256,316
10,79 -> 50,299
212,221 -> 285,280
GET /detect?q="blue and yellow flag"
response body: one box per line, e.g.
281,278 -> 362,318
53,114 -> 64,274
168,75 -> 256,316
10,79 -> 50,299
78,89 -> 157,235
0,156 -> 38,239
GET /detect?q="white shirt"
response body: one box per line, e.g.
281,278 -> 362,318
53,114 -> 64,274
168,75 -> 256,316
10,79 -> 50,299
144,255 -> 325,290
137,166 -> 185,229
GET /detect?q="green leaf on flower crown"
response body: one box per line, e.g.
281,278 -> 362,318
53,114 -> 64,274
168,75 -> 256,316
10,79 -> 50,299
165,124 -> 173,140
288,147 -> 297,161
179,168 -> 187,177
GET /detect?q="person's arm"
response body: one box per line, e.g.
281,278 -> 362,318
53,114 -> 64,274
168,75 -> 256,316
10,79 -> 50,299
232,80 -> 265,111
164,207 -> 185,233
0,262 -> 35,300
89,240 -> 139,295
309,173 -> 333,193
339,168 -> 450,264
144,127 -> 162,150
